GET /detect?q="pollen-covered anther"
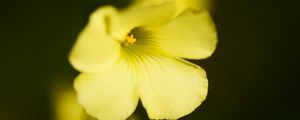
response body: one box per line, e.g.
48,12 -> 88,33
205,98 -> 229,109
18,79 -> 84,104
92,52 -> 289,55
125,34 -> 136,45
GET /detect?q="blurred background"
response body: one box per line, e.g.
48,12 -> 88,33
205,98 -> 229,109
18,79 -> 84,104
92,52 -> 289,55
1,0 -> 299,120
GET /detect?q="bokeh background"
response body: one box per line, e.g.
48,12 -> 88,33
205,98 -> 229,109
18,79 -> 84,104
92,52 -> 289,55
1,0 -> 299,120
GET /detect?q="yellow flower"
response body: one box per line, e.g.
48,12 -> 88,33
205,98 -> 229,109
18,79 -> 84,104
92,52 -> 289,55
69,2 -> 217,120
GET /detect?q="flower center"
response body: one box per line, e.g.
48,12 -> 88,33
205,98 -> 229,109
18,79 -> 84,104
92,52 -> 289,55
124,34 -> 136,45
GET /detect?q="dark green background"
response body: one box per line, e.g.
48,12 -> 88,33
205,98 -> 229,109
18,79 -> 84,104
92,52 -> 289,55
1,0 -> 299,119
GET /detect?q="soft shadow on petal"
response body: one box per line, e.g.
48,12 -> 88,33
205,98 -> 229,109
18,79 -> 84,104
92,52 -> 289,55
109,2 -> 176,40
145,10 -> 217,59
69,6 -> 121,73
137,55 -> 208,119
74,58 -> 139,120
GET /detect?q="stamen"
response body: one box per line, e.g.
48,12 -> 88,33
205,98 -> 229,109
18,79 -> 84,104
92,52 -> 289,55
125,34 -> 136,45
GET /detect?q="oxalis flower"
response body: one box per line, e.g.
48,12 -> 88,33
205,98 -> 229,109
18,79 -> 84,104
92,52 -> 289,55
69,2 -> 217,120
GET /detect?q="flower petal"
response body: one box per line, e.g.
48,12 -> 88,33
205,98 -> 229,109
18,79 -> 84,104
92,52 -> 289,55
53,87 -> 86,120
69,6 -> 121,73
138,55 -> 208,119
176,0 -> 206,14
133,0 -> 207,16
109,2 -> 176,40
75,59 -> 138,120
74,58 -> 139,120
145,10 -> 217,59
